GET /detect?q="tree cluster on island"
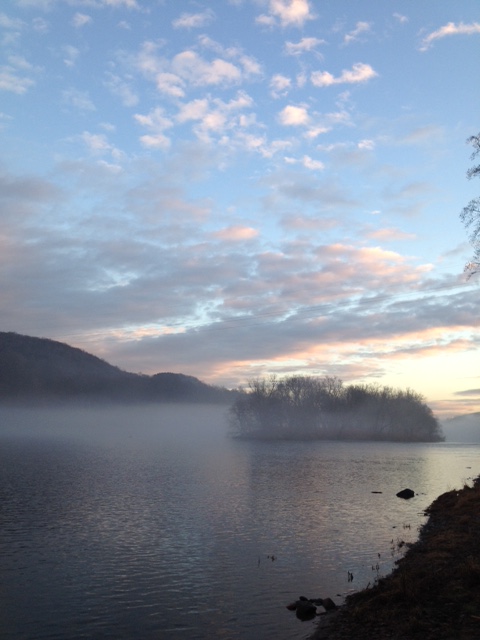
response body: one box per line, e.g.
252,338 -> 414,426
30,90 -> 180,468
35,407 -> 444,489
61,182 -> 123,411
229,375 -> 443,442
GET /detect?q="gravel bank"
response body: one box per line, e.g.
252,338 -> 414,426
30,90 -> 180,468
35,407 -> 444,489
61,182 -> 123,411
310,476 -> 480,640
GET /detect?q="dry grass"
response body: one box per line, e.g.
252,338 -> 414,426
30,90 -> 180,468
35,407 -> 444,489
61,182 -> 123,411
313,478 -> 480,639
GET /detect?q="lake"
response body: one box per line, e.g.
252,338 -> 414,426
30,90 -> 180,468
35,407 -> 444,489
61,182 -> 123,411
1,404 -> 479,640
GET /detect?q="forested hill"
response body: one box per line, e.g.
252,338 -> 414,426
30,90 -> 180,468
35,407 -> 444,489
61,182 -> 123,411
0,332 -> 235,404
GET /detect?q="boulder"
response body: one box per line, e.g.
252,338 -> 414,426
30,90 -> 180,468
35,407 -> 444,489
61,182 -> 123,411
295,600 -> 317,620
321,597 -> 337,611
286,595 -> 337,619
396,488 -> 415,499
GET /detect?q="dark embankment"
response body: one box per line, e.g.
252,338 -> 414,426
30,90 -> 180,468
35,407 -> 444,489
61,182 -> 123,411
313,477 -> 480,639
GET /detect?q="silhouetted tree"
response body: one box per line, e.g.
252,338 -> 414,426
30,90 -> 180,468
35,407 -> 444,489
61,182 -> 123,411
460,133 -> 480,277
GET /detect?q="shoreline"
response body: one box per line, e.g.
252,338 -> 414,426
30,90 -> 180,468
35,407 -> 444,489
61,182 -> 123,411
311,476 -> 480,639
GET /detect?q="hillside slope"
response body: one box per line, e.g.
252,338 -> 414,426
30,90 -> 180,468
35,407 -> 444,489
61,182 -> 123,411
0,332 -> 234,404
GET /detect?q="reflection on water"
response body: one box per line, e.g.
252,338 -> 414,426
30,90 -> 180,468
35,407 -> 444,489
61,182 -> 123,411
1,405 -> 479,640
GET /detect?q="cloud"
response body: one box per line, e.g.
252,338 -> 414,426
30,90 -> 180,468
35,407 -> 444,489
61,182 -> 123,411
304,124 -> 330,139
231,131 -> 291,158
0,169 -> 59,207
280,213 -> 338,232
175,91 -> 255,144
32,16 -> 49,33
278,104 -> 310,126
213,225 -> 259,241
172,50 -> 242,86
80,132 -> 125,164
393,13 -> 408,24
401,125 -> 444,146
420,21 -> 480,51
63,45 -> 80,67
103,0 -> 140,9
1,152 -> 477,405
366,227 -> 416,242
311,62 -> 377,87
104,72 -> 139,106
14,0 -> 53,7
454,388 -> 480,397
154,72 -> 185,98
197,35 -> 263,76
172,9 -> 215,30
17,0 -> 140,8
176,98 -> 209,123
256,0 -> 314,28
2,2 -> 478,414
90,242 -> 457,384
62,87 -> 96,112
261,168 -> 359,214
134,107 -> 173,149
72,13 -> 92,28
133,39 -> 261,101
0,12 -> 25,30
269,73 -> 291,98
383,181 -> 432,203
358,139 -> 375,150
302,155 -> 324,171
239,54 -> 262,77
285,36 -> 325,55
0,67 -> 34,93
343,21 -> 372,45
284,155 -> 324,171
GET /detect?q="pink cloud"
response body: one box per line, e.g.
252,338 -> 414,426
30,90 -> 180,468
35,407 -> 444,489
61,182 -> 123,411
366,228 -> 416,241
213,225 -> 259,241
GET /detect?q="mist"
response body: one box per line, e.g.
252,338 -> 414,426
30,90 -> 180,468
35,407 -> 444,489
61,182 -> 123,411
0,403 -> 230,448
441,413 -> 480,443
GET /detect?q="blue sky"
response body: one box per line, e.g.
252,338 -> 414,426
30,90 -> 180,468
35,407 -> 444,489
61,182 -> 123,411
1,0 -> 480,417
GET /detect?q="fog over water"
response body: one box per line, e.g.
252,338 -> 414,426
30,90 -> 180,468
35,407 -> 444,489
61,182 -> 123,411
1,404 -> 479,640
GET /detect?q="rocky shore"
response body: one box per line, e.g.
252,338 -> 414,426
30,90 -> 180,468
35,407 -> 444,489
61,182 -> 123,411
311,476 -> 480,639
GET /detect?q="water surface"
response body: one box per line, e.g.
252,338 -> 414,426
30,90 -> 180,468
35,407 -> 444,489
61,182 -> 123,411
1,405 -> 478,639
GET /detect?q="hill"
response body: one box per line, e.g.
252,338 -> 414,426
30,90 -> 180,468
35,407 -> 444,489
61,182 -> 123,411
441,412 -> 480,443
0,332 -> 235,404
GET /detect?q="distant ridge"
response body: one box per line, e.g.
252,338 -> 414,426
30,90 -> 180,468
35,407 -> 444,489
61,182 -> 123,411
441,412 -> 480,443
0,332 -> 236,404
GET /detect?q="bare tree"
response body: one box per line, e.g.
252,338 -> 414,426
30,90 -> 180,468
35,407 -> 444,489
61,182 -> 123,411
460,133 -> 480,277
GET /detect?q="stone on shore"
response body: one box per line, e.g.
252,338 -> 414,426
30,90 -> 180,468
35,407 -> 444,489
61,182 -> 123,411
396,488 -> 415,499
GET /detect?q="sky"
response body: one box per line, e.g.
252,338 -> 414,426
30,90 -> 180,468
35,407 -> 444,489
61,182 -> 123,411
1,0 -> 480,418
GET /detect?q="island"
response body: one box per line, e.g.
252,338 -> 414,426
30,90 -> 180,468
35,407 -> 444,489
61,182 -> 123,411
230,375 -> 443,442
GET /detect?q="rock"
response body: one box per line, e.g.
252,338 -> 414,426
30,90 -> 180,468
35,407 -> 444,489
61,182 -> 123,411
285,596 -> 312,612
286,595 -> 337,620
396,488 -> 415,499
295,600 -> 317,620
321,597 -> 337,611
